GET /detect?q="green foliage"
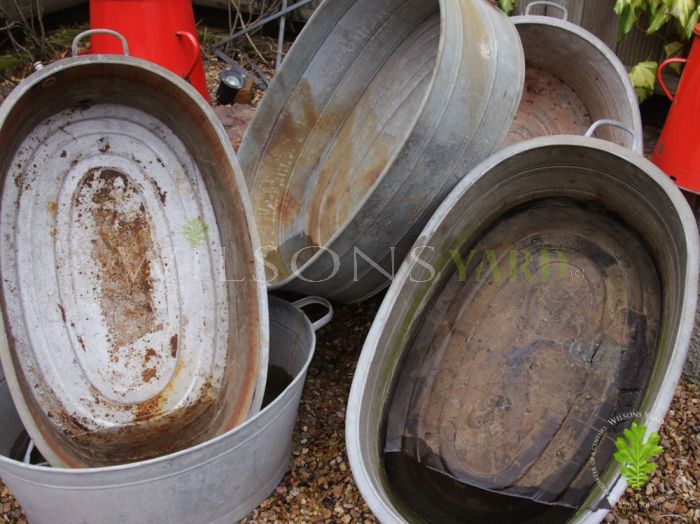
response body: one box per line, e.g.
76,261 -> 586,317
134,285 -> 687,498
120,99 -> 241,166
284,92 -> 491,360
45,27 -> 84,50
614,0 -> 699,101
498,0 -> 517,15
183,218 -> 209,249
0,54 -> 25,75
614,0 -> 645,41
0,6 -> 86,79
672,0 -> 698,36
614,0 -> 700,40
665,40 -> 686,73
629,61 -> 659,102
613,423 -> 663,490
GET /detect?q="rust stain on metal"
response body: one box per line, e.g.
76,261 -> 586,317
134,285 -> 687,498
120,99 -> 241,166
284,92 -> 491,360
141,367 -> 157,383
144,348 -> 157,362
306,102 -> 391,247
46,200 -> 58,216
504,66 -> 592,148
153,179 -> 167,205
169,334 -> 178,358
83,168 -> 158,351
57,303 -> 66,323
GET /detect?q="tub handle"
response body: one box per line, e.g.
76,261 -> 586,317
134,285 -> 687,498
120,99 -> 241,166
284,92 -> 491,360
524,1 -> 569,20
585,119 -> 640,152
657,57 -> 687,101
292,296 -> 334,331
22,439 -> 35,464
175,31 -> 201,80
72,29 -> 129,57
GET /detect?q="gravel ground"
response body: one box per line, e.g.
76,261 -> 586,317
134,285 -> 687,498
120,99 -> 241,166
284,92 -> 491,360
0,40 -> 699,524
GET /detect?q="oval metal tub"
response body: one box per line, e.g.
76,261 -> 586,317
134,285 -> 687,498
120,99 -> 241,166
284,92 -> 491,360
0,295 -> 329,524
506,5 -> 643,152
346,136 -> 699,523
0,56 -> 268,467
238,0 -> 524,303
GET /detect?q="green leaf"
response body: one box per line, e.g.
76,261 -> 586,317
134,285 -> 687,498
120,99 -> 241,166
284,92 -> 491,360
183,218 -> 209,249
684,8 -> 699,38
616,0 -> 640,39
665,40 -> 686,73
665,40 -> 686,56
629,61 -> 658,102
670,0 -> 696,30
498,0 -> 516,15
613,423 -> 663,490
646,0 -> 671,33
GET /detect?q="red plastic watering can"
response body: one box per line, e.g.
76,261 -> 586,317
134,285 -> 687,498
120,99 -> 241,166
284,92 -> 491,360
81,0 -> 209,101
653,23 -> 700,193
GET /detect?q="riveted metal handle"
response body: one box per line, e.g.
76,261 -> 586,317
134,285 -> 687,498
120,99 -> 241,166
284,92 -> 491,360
72,29 -> 129,57
175,31 -> 201,79
657,57 -> 687,101
292,296 -> 333,331
525,1 -> 569,20
585,119 -> 641,152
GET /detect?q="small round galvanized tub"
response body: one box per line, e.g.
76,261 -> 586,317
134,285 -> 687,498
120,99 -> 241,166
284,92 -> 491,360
0,55 -> 268,467
238,0 -> 524,304
0,295 -> 329,524
346,136 -> 698,523
506,3 -> 642,152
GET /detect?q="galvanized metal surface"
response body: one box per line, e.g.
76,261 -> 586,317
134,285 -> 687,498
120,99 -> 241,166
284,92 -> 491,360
346,136 -> 699,523
0,295 -> 325,524
506,14 -> 643,152
0,56 -> 269,468
239,0 -> 525,303
512,0 -> 669,67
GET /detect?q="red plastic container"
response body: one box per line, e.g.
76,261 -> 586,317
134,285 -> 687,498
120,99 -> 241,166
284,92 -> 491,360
653,24 -> 700,193
88,0 -> 209,101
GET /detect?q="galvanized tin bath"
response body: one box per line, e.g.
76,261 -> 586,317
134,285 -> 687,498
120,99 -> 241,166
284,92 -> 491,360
505,7 -> 643,152
346,136 -> 699,523
0,56 -> 269,468
0,295 -> 327,524
238,0 -> 525,303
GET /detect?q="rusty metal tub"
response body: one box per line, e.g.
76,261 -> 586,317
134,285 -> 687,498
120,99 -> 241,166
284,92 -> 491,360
0,295 -> 329,523
506,4 -> 643,152
0,56 -> 269,467
238,0 -> 524,303
346,136 -> 698,523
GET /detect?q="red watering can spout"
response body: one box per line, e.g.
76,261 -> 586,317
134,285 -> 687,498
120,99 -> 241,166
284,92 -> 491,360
653,24 -> 700,193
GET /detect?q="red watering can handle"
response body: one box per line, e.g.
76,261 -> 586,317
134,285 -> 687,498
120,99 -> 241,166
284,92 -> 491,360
657,57 -> 687,101
175,31 -> 201,80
